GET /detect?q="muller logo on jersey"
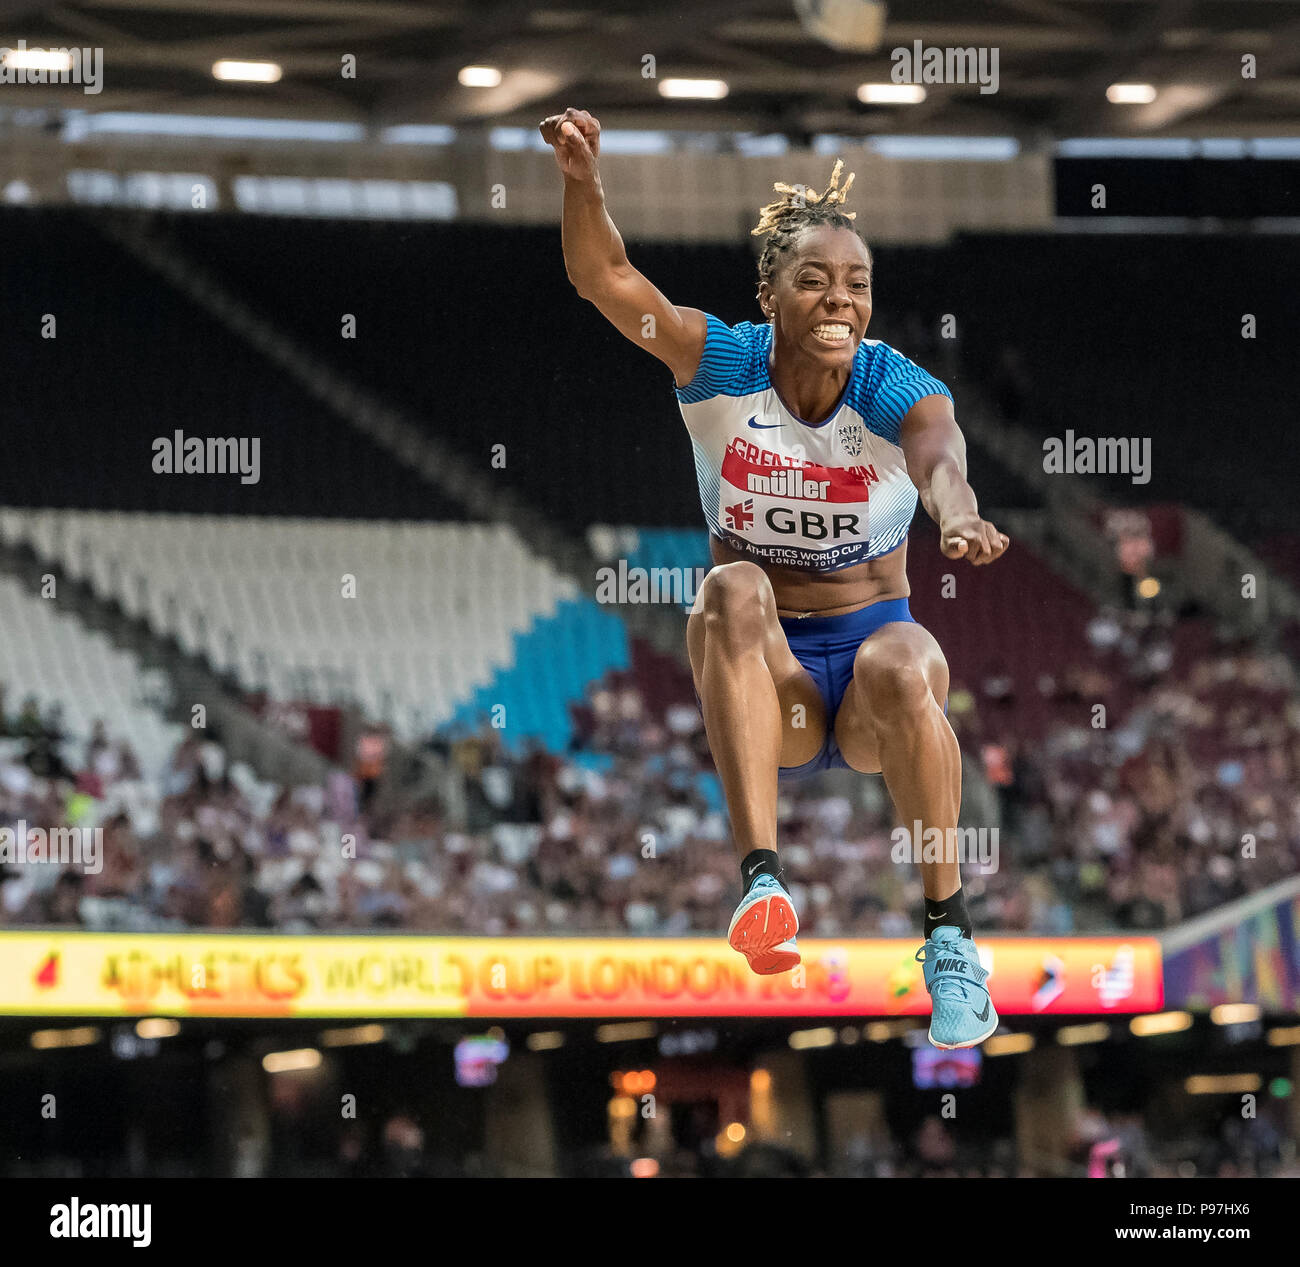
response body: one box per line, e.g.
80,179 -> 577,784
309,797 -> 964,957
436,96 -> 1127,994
724,498 -> 754,531
747,469 -> 831,500
722,436 -> 878,504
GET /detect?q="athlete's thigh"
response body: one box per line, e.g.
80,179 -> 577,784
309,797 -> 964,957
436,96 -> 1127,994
686,564 -> 827,768
833,620 -> 951,774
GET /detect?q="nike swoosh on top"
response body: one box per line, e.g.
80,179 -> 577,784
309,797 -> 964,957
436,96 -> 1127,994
747,415 -> 785,430
975,1000 -> 991,1022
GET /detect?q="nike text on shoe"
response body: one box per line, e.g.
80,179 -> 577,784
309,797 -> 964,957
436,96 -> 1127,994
915,925 -> 998,1049
728,873 -> 800,975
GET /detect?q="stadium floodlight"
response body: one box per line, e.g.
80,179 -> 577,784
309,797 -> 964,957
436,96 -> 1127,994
135,1018 -> 180,1039
526,1030 -> 566,1051
658,78 -> 730,100
3,48 -> 74,72
320,1024 -> 385,1047
984,1032 -> 1034,1056
262,1047 -> 322,1073
458,65 -> 502,87
787,1026 -> 836,1050
213,60 -> 282,83
594,1021 -> 656,1043
1210,1003 -> 1261,1026
857,83 -> 926,104
1056,1022 -> 1111,1046
1106,83 -> 1157,104
1185,1074 -> 1261,1095
30,1027 -> 101,1050
1130,1010 -> 1192,1036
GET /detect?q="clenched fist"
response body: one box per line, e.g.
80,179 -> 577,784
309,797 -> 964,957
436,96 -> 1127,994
539,107 -> 601,180
940,513 -> 1010,566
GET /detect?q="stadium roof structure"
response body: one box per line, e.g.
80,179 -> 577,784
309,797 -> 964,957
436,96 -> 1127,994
3,0 -> 1300,137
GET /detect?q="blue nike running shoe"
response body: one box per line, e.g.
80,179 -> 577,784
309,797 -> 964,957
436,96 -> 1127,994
916,925 -> 998,1049
728,873 -> 800,975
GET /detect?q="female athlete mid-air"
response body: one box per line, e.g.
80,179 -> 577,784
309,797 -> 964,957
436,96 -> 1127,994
542,107 -> 1010,1049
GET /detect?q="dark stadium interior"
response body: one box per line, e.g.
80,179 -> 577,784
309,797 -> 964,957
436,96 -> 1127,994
0,208 -> 456,518
10,208 -> 1293,547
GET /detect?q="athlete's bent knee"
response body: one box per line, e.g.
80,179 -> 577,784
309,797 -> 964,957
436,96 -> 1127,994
699,562 -> 770,649
853,643 -> 932,721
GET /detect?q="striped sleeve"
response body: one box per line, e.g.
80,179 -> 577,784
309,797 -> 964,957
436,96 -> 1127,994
673,314 -> 750,403
863,344 -> 953,443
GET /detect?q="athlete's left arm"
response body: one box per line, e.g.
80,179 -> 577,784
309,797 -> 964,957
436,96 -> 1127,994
900,394 -> 1010,566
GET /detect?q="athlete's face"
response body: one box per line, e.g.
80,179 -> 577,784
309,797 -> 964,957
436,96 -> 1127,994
759,225 -> 872,367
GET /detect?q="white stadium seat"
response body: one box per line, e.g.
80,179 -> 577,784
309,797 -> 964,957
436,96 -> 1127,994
0,574 -> 188,783
0,510 -> 578,743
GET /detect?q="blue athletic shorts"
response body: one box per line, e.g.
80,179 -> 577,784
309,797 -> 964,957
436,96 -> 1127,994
778,597 -> 918,781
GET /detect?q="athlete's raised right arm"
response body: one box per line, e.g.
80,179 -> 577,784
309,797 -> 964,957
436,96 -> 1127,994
540,108 -> 707,388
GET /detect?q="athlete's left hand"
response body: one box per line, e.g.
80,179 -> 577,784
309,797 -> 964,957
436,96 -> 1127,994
940,514 -> 1009,565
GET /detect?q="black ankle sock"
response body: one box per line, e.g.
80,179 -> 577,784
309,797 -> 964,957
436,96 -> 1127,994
740,849 -> 783,895
924,889 -> 972,940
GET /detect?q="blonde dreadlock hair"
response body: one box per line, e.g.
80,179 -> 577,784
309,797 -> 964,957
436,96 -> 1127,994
751,159 -> 865,292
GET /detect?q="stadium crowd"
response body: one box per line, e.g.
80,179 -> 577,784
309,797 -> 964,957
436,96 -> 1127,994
0,606 -> 1297,938
306,1095 -> 1297,1179
822,1101 -> 1298,1180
